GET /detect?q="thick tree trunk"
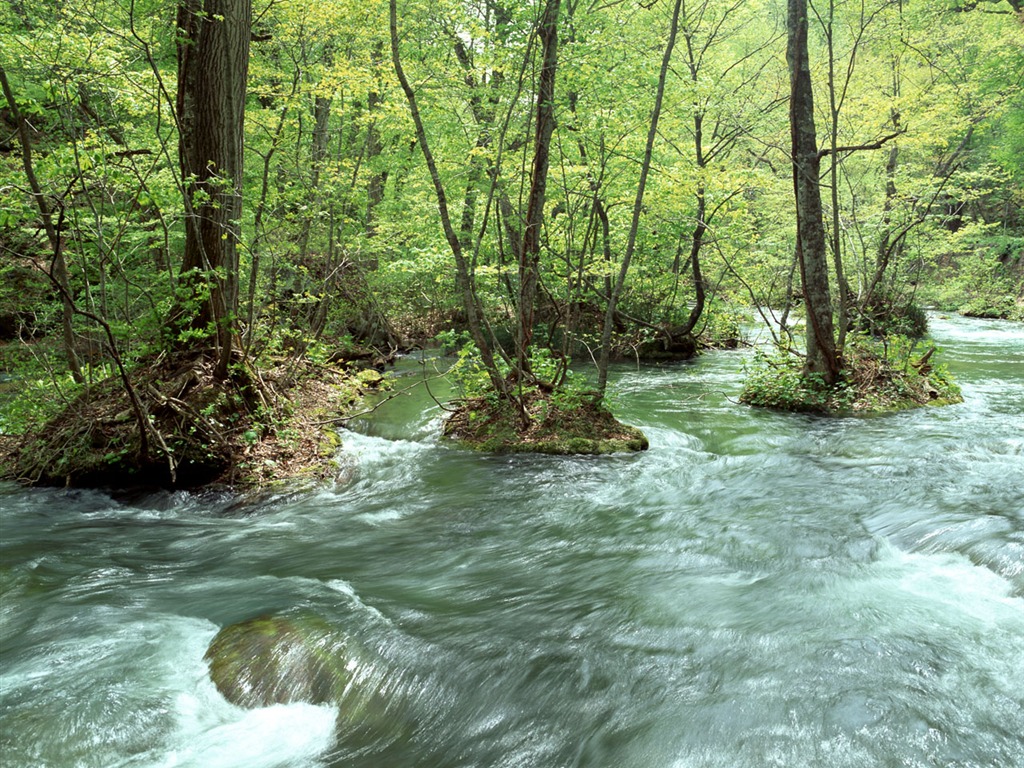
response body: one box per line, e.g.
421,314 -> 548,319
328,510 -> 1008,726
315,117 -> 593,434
787,0 -> 839,385
176,0 -> 251,378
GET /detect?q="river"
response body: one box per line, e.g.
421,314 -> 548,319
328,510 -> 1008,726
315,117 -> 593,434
1,314 -> 1022,768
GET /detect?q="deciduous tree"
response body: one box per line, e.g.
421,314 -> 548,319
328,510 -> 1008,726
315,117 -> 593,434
175,0 -> 251,378
787,0 -> 840,384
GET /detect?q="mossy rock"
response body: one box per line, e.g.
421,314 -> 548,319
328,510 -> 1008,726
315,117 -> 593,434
355,369 -> 385,386
497,429 -> 649,455
205,612 -> 421,749
205,613 -> 352,708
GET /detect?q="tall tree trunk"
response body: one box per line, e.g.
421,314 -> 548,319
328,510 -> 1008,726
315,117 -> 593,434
297,93 -> 333,260
516,0 -> 561,382
365,41 -> 388,238
787,0 -> 839,385
389,0 -> 506,396
245,71 -> 298,353
867,105 -> 903,315
681,183 -> 708,334
824,3 -> 850,354
596,0 -> 683,394
176,0 -> 251,379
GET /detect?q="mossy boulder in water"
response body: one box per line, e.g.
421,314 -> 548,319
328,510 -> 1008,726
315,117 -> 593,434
205,612 -> 421,749
205,613 -> 351,707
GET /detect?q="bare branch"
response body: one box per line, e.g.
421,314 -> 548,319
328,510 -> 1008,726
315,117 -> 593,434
818,130 -> 905,160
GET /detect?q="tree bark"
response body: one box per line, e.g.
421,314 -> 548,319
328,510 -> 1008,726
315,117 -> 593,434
176,0 -> 251,378
823,2 -> 850,354
787,0 -> 839,384
389,0 -> 506,396
516,0 -> 561,381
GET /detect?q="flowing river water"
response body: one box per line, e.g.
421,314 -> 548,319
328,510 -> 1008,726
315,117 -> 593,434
1,314 -> 1022,768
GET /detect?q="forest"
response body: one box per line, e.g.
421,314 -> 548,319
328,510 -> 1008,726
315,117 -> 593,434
0,0 -> 1022,488
2,4 -> 1024,766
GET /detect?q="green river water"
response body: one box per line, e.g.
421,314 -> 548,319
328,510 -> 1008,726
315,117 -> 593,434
1,314 -> 1022,767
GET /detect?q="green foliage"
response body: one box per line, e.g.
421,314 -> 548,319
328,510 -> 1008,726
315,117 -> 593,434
857,292 -> 930,338
740,349 -> 840,412
918,233 -> 1024,321
436,330 -> 592,412
741,333 -> 962,414
0,367 -> 83,436
436,331 -> 495,401
698,300 -> 747,348
1,0 -> 1017,481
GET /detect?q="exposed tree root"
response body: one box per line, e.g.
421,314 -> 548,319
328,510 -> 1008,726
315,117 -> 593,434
2,351 -> 385,490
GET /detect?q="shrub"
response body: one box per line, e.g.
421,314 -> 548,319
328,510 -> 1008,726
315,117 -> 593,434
740,334 -> 961,414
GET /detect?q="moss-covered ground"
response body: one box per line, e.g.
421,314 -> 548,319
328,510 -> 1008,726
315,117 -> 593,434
442,390 -> 649,455
0,352 -> 387,490
740,337 -> 963,414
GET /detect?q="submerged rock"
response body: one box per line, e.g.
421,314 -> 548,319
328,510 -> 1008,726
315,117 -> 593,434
205,611 -> 422,750
205,613 -> 351,707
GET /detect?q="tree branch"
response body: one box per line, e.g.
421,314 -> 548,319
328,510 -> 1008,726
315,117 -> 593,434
818,129 -> 904,160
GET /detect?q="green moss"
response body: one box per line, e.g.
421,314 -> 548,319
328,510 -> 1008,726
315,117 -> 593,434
205,613 -> 352,708
443,392 -> 649,455
355,369 -> 384,386
205,612 -> 416,740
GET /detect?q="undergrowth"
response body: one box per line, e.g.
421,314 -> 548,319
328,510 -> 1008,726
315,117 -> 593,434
435,331 -> 647,454
0,350 -> 388,489
740,334 -> 962,414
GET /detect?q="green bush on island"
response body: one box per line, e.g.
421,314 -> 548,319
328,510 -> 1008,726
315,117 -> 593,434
437,335 -> 648,454
740,334 -> 962,414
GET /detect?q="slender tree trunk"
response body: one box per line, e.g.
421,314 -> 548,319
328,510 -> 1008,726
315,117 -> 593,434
516,0 -> 562,382
676,28 -> 709,338
175,0 -> 251,379
365,99 -> 387,237
596,0 -> 683,395
680,183 -> 708,334
297,93 -> 333,260
389,0 -> 506,396
245,72 -> 298,353
787,0 -> 839,384
824,6 -> 849,354
364,41 -> 388,238
866,105 -> 903,315
0,65 -> 85,383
